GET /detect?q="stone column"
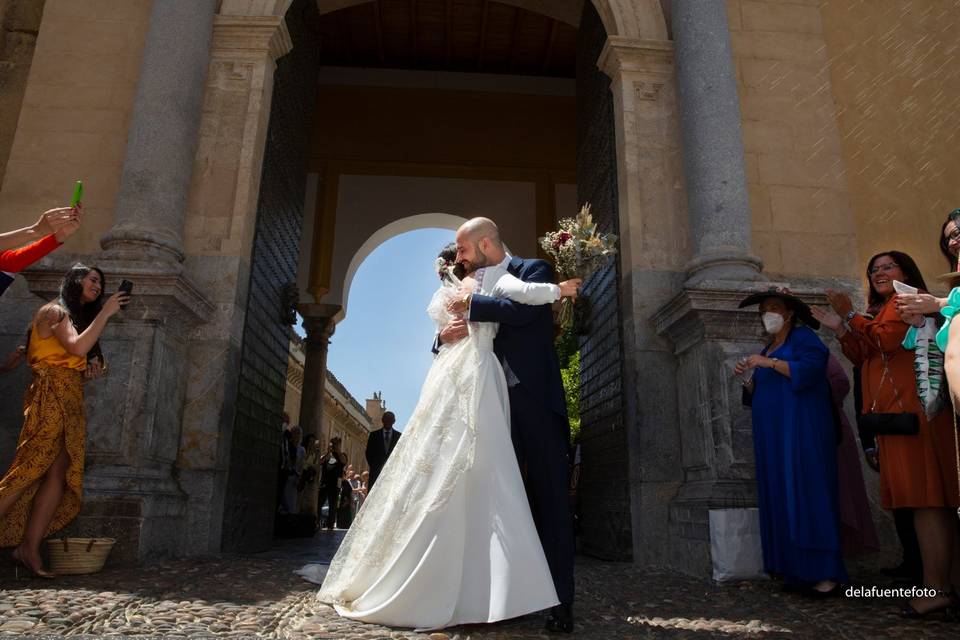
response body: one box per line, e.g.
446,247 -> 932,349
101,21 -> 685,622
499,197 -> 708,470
100,0 -> 217,263
671,0 -> 762,286
20,0 -> 220,564
297,305 -> 338,518
596,36 -> 687,566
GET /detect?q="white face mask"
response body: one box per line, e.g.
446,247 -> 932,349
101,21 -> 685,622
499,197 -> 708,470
761,312 -> 785,334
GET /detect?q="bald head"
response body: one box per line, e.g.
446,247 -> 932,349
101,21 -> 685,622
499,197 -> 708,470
455,217 -> 505,272
459,217 -> 501,245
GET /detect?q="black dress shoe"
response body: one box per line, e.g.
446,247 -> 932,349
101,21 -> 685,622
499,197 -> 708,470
545,603 -> 574,633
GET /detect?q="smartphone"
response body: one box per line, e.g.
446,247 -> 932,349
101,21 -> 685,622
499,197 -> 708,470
118,279 -> 133,306
69,180 -> 83,207
892,280 -> 918,295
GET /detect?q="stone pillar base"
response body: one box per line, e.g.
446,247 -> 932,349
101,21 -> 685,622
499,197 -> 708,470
59,484 -> 188,565
667,479 -> 758,577
652,282 -> 777,578
23,256 -> 212,565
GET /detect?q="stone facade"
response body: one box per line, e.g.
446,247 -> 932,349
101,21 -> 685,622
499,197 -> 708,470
0,0 -> 45,186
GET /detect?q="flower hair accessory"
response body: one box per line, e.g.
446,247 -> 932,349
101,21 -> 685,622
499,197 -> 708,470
435,257 -> 455,278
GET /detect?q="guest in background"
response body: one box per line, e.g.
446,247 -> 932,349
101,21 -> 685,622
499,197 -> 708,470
815,251 -> 958,617
826,355 -> 880,556
337,464 -> 355,529
365,411 -> 400,490
350,471 -> 363,515
735,287 -> 847,595
358,471 -> 369,508
297,434 -> 319,515
318,437 -> 346,530
281,425 -> 305,514
895,208 -> 960,318
0,263 -> 127,577
277,428 -> 292,513
1,207 -> 81,298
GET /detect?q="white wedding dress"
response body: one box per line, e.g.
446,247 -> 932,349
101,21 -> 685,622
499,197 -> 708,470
311,266 -> 561,630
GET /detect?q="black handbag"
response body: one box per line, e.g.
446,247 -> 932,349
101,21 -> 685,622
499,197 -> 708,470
859,411 -> 918,436
862,339 -> 919,436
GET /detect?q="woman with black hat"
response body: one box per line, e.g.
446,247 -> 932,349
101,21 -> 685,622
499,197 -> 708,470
734,287 -> 848,596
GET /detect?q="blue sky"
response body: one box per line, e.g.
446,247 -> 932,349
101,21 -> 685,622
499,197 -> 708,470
296,228 -> 455,431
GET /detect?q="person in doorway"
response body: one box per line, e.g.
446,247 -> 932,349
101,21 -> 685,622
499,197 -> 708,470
365,412 -> 400,490
318,437 -> 346,530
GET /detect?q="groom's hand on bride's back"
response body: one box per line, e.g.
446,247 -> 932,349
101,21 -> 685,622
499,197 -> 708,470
439,317 -> 469,345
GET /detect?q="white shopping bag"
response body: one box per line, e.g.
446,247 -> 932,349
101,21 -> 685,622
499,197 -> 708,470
709,508 -> 765,582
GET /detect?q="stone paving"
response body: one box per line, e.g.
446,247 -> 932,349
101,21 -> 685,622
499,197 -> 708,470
0,530 -> 956,639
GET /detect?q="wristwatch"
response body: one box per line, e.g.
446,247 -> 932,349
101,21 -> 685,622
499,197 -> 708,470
845,310 -> 857,322
769,357 -> 779,368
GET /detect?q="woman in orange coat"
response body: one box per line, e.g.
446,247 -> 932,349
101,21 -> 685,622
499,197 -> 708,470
0,264 -> 127,577
815,251 -> 959,618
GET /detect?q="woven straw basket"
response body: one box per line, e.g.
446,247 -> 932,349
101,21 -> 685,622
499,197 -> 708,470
46,537 -> 115,575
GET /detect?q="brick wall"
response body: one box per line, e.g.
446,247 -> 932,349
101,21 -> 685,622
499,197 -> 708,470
220,0 -> 321,553
574,1 -> 632,561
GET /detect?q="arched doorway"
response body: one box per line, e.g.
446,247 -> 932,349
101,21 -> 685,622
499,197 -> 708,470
221,0 -> 670,560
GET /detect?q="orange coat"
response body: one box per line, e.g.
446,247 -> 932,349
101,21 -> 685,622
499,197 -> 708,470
839,298 -> 959,509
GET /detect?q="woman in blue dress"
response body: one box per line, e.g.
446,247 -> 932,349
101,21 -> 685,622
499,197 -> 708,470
734,288 -> 848,595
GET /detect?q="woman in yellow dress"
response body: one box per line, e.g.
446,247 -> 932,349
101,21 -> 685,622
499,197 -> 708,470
0,263 -> 127,577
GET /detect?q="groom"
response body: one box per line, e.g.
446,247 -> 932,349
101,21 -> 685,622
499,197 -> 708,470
437,217 -> 576,633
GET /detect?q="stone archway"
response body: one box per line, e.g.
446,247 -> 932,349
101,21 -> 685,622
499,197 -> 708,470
340,213 -> 466,317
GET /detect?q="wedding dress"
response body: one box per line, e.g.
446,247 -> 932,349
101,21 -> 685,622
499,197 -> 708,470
310,266 -> 561,630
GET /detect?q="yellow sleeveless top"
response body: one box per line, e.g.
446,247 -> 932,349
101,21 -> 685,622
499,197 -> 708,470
27,320 -> 87,372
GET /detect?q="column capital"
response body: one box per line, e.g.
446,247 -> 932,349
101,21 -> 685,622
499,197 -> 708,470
212,14 -> 293,62
598,36 -> 673,81
300,303 -> 340,344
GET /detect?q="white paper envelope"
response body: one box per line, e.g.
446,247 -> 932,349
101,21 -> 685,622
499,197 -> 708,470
893,280 -> 918,295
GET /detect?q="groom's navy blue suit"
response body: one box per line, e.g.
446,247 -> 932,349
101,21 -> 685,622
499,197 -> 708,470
445,256 -> 575,605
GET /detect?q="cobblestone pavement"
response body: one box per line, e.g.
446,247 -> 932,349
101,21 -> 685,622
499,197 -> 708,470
0,531 -> 956,639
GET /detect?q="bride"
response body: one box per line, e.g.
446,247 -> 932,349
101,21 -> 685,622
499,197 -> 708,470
311,242 -> 580,630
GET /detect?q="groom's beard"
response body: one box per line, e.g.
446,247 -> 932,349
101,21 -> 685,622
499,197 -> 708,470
460,247 -> 490,274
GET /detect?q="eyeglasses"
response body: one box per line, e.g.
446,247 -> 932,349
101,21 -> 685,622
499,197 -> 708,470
947,227 -> 960,243
868,262 -> 899,275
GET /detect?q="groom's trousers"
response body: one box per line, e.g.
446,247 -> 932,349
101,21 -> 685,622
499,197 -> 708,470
509,390 -> 575,605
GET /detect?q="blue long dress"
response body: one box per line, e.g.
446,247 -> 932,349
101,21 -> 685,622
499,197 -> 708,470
747,325 -> 848,584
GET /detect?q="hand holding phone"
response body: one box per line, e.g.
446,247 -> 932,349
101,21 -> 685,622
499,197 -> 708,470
118,279 -> 133,307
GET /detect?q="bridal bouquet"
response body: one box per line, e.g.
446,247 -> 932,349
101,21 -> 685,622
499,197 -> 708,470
538,204 -> 618,329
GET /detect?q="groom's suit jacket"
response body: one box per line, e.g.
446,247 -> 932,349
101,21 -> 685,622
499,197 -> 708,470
469,256 -> 568,427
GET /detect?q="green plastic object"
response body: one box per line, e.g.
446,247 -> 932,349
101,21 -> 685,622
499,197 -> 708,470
69,180 -> 83,207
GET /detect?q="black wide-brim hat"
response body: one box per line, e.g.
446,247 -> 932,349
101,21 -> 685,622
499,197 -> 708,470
738,288 -> 820,330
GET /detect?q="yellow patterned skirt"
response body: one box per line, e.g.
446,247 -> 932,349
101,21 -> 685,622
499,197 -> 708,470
0,365 -> 85,547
